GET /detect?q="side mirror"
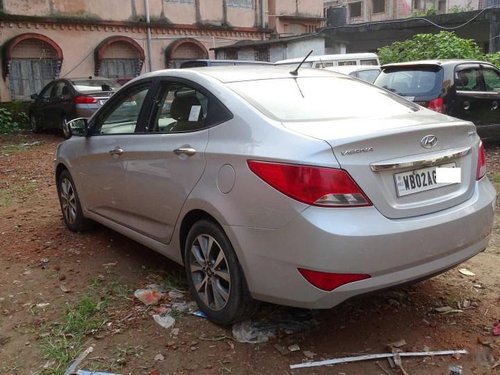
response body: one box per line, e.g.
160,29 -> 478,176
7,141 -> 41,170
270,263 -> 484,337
65,118 -> 89,138
30,93 -> 38,100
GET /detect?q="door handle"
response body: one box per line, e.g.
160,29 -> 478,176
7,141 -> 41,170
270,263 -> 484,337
492,101 -> 499,111
174,147 -> 197,156
109,147 -> 124,156
463,101 -> 471,110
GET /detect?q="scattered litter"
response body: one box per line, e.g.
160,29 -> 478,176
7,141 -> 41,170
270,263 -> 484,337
171,328 -> 180,337
154,354 -> 164,362
168,290 -> 185,300
35,303 -> 50,308
393,353 -> 409,375
232,320 -> 275,344
134,288 -> 163,305
274,344 -> 289,355
192,310 -> 207,319
197,334 -> 229,342
434,306 -> 463,314
288,344 -> 300,352
63,346 -> 94,375
40,258 -> 49,269
458,268 -> 475,277
388,339 -> 406,349
492,321 -> 500,336
303,351 -> 316,359
232,308 -> 318,344
153,314 -> 175,329
76,371 -> 122,375
448,365 -> 462,375
171,301 -> 197,313
492,359 -> 500,369
458,300 -> 471,309
60,284 -> 71,293
473,284 -> 483,289
290,349 -> 468,370
102,262 -> 117,267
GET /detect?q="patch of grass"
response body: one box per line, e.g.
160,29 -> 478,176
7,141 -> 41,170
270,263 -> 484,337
0,179 -> 38,208
38,280 -> 130,375
488,172 -> 500,204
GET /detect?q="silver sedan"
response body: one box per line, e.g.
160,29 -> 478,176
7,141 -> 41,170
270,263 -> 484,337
55,66 -> 496,325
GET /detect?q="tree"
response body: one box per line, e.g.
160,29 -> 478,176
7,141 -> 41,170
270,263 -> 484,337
377,31 -> 484,65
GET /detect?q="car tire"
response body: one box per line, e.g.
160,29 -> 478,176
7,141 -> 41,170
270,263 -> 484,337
57,169 -> 92,232
30,114 -> 41,133
61,116 -> 71,139
184,220 -> 256,325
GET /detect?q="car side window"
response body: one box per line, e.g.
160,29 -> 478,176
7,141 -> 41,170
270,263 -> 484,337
455,68 -> 483,91
39,83 -> 53,101
150,81 -> 231,133
482,68 -> 500,92
151,84 -> 207,133
92,84 -> 150,135
54,82 -> 66,98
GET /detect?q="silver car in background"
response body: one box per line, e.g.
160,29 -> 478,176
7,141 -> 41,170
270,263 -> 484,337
55,66 -> 495,325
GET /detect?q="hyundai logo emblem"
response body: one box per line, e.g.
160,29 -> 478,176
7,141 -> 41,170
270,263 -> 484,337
421,135 -> 438,149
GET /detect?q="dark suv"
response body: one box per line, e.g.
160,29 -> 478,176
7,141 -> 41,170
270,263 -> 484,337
374,60 -> 500,140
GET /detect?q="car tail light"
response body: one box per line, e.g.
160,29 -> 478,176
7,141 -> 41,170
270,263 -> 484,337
426,97 -> 444,113
298,268 -> 371,291
476,141 -> 486,180
247,160 -> 371,207
73,95 -> 97,104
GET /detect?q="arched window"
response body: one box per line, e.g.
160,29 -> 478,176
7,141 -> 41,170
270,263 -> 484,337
165,38 -> 209,68
2,33 -> 63,100
95,36 -> 145,82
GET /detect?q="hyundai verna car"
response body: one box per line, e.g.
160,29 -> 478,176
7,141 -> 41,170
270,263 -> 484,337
374,60 -> 500,140
55,66 -> 495,325
30,77 -> 120,138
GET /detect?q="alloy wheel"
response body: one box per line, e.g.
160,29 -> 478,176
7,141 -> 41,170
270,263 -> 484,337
189,234 -> 231,311
59,177 -> 77,225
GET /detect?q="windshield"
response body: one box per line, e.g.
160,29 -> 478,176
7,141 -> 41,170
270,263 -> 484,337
71,79 -> 121,93
374,66 -> 443,98
227,76 -> 418,122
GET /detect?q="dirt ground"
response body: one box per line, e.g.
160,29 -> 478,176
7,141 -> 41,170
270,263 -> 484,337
0,133 -> 499,375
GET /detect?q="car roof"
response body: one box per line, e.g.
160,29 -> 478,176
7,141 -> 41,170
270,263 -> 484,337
139,65 -> 344,83
324,65 -> 381,74
381,59 -> 492,68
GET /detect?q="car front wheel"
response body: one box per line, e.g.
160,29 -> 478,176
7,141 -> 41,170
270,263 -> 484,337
57,170 -> 91,232
185,220 -> 255,325
30,114 -> 40,133
61,116 -> 71,139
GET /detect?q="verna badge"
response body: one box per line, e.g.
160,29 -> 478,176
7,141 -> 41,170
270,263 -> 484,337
421,135 -> 438,149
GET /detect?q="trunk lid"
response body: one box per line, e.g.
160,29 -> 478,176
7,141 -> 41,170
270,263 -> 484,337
283,110 -> 479,219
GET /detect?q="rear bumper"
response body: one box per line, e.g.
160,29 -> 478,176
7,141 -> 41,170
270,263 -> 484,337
224,178 -> 495,309
476,123 -> 500,141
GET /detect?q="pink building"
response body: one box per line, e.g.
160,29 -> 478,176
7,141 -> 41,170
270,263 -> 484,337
0,0 -> 324,101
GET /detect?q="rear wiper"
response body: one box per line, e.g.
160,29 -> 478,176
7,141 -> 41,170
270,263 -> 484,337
289,50 -> 313,76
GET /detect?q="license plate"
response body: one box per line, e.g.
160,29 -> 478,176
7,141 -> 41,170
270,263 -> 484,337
394,163 -> 457,197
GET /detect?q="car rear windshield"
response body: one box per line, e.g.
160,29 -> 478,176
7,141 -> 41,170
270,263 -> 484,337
71,79 -> 120,93
374,66 -> 443,98
226,76 -> 418,122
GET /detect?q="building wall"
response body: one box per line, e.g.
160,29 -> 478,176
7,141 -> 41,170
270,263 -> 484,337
268,0 -> 324,35
0,0 -> 267,101
287,38 -> 325,58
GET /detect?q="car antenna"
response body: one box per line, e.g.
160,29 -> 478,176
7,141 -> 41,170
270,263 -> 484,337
289,50 -> 313,76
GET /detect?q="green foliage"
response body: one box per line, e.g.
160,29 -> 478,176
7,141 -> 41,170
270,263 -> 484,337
378,31 -> 484,65
0,108 -> 23,134
448,3 -> 473,13
410,7 -> 437,17
484,52 -> 500,68
0,102 -> 30,134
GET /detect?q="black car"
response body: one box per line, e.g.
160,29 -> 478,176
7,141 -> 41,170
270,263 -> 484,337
374,60 -> 500,140
29,77 -> 120,138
